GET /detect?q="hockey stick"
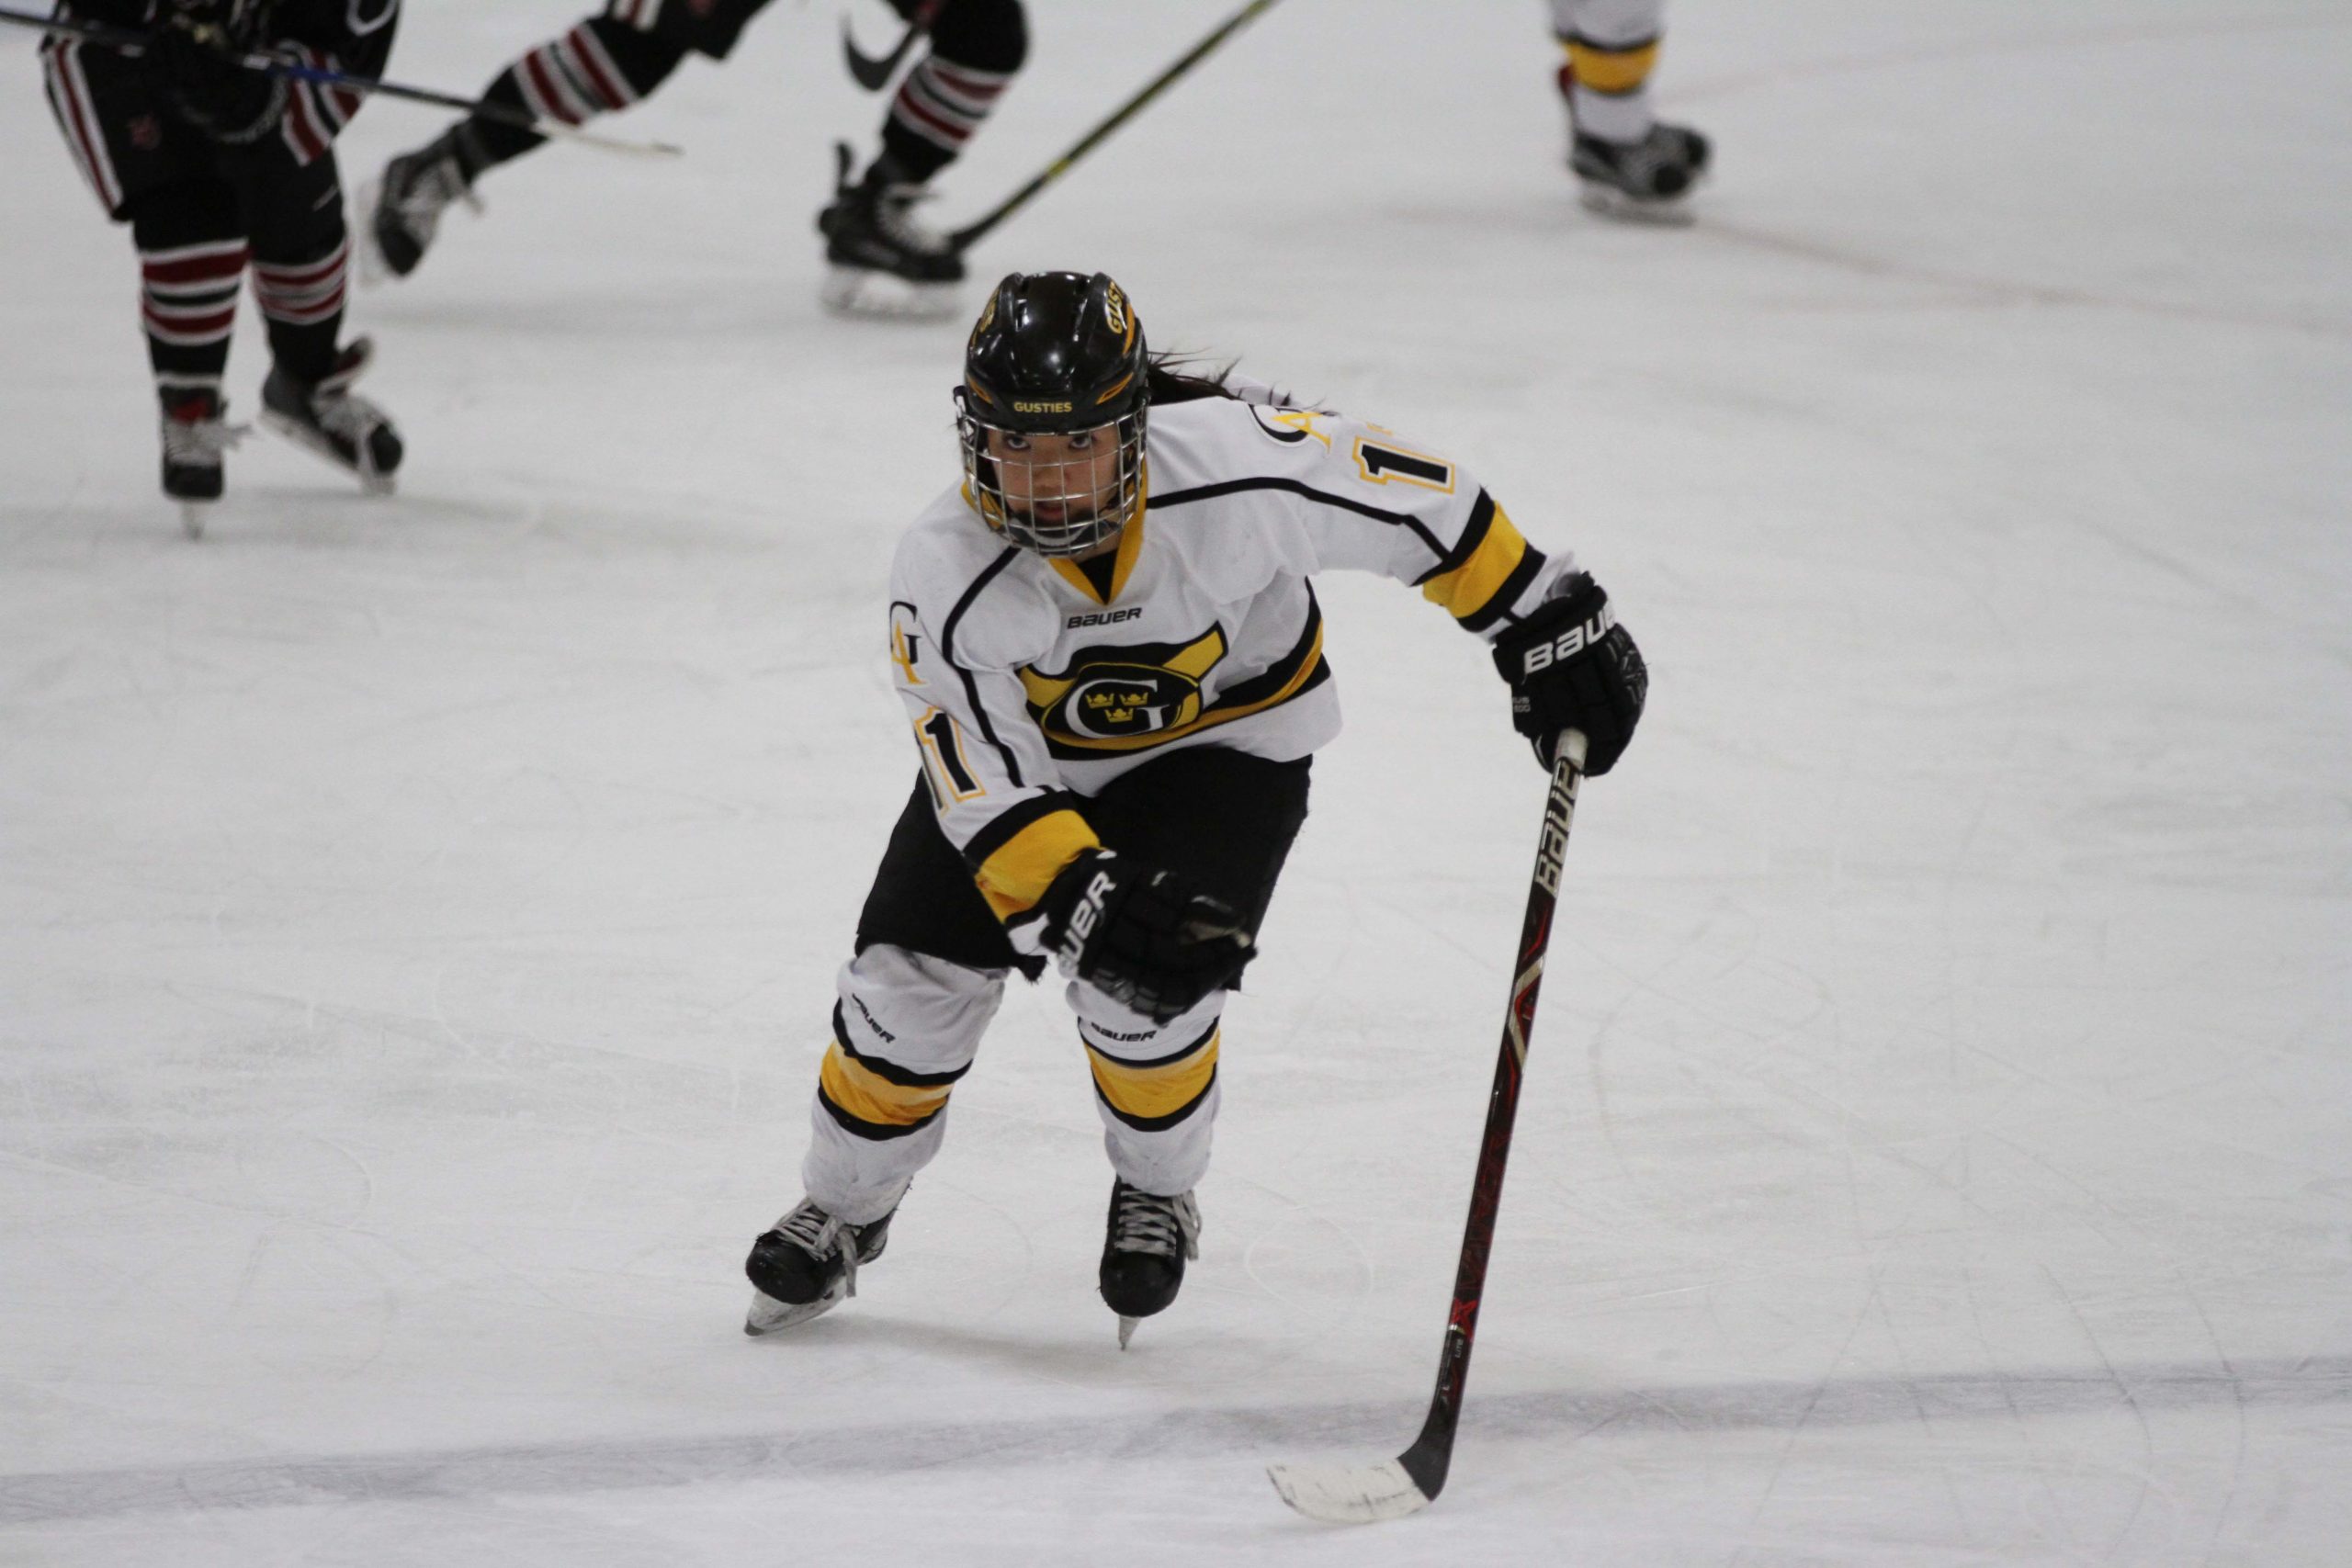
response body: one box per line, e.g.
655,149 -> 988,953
946,0 -> 1283,253
1267,730 -> 1590,1525
0,6 -> 682,158
841,0 -> 941,92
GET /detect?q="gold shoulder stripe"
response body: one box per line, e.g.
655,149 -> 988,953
976,807 -> 1102,920
1421,506 -> 1530,622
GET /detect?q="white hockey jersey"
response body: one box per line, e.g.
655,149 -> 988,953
885,386 -> 1579,930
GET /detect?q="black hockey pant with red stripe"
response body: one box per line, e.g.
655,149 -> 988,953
41,35 -> 353,396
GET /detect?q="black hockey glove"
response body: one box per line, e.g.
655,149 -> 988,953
1037,851 -> 1256,1025
1491,574 -> 1647,775
153,16 -> 287,145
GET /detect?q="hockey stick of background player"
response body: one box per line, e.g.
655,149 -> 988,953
1267,730 -> 1591,1525
842,0 -> 943,92
946,0 -> 1283,253
0,6 -> 682,158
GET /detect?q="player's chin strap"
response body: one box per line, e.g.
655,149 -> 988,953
0,5 -> 683,159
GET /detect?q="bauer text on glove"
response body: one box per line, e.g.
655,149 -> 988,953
1490,574 -> 1647,774
1037,851 -> 1255,1025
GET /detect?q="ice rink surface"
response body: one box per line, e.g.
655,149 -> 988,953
5,0 -> 2350,1562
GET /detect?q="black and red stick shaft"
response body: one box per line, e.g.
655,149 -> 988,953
1396,730 -> 1587,1499
1268,730 -> 1590,1522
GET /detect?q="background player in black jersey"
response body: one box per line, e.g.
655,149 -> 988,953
363,0 -> 1026,314
40,0 -> 406,528
740,272 -> 1650,1345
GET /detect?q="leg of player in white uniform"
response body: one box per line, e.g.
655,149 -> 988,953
1070,982 -> 1218,1346
747,751 -> 1304,1340
744,942 -> 1003,1335
1072,984 -> 1221,1195
1548,0 -> 1711,221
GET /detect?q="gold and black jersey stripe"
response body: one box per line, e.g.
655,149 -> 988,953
960,790 -> 1102,920
1412,491 -> 1546,634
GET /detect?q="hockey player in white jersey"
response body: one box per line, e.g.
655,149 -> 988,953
743,271 -> 1647,1344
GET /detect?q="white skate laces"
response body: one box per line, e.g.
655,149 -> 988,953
1109,1186 -> 1200,1261
160,410 -> 247,465
774,1200 -> 863,1296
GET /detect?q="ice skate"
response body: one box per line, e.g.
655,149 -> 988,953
742,1197 -> 897,1336
816,143 -> 964,320
1570,121 -> 1711,224
1100,1179 -> 1200,1348
157,384 -> 246,540
259,337 -> 403,494
360,128 -> 482,283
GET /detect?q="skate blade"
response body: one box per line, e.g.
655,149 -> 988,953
1117,1314 -> 1140,1349
743,1281 -> 849,1337
820,265 -> 962,321
178,500 -> 211,540
259,410 -> 399,496
1576,178 -> 1701,227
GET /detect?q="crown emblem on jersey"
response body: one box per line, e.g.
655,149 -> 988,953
1018,627 -> 1229,748
1084,687 -> 1156,725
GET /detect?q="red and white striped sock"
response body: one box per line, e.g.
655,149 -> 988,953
888,57 -> 1013,165
253,238 -> 352,382
141,238 -> 247,386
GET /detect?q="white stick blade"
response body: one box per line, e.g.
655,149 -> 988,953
1266,1460 -> 1430,1524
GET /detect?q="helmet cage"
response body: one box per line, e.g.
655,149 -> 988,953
956,391 -> 1147,558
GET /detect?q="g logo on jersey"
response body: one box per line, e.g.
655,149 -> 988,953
1065,666 -> 1193,739
1019,627 -> 1227,748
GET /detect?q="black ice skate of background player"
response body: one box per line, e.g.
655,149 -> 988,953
741,271 -> 1648,1348
364,0 -> 1025,316
40,0 -> 406,534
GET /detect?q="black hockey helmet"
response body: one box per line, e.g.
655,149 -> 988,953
956,271 -> 1149,558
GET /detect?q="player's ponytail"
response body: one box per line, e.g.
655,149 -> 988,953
1145,353 -> 1239,405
